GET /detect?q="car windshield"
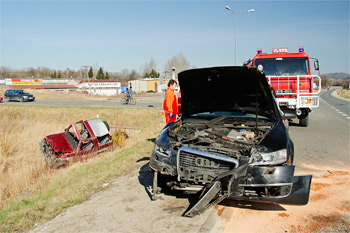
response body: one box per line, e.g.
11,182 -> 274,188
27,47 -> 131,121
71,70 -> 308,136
255,57 -> 310,76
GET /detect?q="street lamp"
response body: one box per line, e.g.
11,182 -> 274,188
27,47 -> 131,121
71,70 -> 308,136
225,6 -> 254,65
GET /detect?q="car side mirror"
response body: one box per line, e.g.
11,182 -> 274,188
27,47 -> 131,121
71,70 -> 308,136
314,59 -> 319,71
282,110 -> 297,120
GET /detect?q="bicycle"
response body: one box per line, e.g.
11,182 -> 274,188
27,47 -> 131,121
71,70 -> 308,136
120,96 -> 136,105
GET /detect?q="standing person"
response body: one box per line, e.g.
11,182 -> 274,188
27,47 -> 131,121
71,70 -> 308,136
162,80 -> 178,124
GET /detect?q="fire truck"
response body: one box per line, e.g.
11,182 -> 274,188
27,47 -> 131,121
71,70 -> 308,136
245,47 -> 321,127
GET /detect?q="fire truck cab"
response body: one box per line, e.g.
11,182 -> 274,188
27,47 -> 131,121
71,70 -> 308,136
246,47 -> 321,127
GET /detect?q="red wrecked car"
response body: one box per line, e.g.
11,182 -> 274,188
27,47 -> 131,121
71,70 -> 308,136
40,118 -> 113,168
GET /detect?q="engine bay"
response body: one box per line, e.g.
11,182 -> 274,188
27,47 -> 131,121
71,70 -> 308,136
167,117 -> 274,159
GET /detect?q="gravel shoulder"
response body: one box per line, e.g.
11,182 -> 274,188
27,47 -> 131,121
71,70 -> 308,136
29,161 -> 222,233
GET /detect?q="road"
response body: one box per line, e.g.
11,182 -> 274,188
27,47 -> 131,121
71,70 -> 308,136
29,91 -> 350,233
320,88 -> 350,118
1,97 -> 163,109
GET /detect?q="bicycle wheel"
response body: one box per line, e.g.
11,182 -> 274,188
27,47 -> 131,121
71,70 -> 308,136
130,98 -> 136,105
120,98 -> 127,104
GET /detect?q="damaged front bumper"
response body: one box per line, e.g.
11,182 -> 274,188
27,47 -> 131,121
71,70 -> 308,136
232,165 -> 312,205
183,164 -> 312,217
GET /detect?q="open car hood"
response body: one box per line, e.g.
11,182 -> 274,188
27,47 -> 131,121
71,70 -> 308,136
46,133 -> 73,153
178,66 -> 278,119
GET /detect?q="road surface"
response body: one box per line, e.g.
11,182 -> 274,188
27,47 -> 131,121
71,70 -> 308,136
1,97 -> 163,109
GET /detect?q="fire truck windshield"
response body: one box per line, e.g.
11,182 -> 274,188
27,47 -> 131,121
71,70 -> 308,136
255,57 -> 310,76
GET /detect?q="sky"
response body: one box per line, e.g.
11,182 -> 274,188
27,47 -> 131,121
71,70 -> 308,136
0,0 -> 349,75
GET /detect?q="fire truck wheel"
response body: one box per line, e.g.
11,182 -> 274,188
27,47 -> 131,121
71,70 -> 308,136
299,116 -> 309,127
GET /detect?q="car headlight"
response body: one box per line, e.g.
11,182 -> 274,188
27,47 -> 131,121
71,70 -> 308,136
249,148 -> 287,165
154,143 -> 172,157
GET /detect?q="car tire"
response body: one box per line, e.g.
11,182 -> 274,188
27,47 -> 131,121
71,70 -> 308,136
40,140 -> 55,167
299,116 -> 309,127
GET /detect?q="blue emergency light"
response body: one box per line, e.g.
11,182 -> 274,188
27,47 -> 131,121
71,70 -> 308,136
299,46 -> 304,52
257,48 -> 262,54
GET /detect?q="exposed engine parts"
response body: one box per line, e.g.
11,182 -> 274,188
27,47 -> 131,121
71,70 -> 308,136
167,118 -> 272,158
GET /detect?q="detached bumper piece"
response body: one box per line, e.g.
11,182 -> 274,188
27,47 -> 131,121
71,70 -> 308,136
183,165 -> 312,217
234,166 -> 312,205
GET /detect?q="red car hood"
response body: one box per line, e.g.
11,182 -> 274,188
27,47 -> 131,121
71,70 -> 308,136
46,133 -> 74,153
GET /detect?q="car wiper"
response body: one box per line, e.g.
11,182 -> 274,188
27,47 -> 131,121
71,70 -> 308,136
205,116 -> 227,128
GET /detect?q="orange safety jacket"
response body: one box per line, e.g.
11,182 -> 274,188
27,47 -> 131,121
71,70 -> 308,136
162,87 -> 178,116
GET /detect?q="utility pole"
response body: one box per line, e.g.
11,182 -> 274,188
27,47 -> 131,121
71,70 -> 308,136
82,66 -> 89,93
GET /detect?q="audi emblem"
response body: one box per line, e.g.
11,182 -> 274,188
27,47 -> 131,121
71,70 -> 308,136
195,157 -> 220,168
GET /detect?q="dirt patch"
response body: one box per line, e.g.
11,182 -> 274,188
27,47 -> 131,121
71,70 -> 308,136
222,169 -> 350,233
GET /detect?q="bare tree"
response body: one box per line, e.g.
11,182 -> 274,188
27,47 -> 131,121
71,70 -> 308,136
0,66 -> 12,78
320,75 -> 335,88
142,58 -> 157,77
164,53 -> 190,77
92,63 -> 100,79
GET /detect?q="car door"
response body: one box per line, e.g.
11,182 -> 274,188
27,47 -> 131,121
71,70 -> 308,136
8,90 -> 15,100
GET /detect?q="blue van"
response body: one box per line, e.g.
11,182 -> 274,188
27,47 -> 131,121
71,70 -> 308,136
4,89 -> 35,102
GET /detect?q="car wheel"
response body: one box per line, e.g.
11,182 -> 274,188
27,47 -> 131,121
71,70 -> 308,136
113,131 -> 128,147
40,140 -> 55,167
20,97 -> 24,102
299,116 -> 309,127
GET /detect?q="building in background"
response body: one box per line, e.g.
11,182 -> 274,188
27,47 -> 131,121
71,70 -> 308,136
78,80 -> 121,96
128,78 -> 160,93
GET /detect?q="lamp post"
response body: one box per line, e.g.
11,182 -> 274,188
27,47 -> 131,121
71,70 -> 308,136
225,6 -> 254,65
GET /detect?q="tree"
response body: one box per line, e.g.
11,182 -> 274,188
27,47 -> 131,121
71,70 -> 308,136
144,69 -> 160,78
57,72 -> 62,78
51,71 -> 57,78
0,66 -> 12,78
142,58 -> 157,77
105,72 -> 110,80
164,53 -> 190,78
96,67 -> 105,80
88,66 -> 93,79
320,75 -> 335,88
129,69 -> 140,81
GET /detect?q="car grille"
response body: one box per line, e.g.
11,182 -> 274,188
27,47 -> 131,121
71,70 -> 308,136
177,147 -> 238,183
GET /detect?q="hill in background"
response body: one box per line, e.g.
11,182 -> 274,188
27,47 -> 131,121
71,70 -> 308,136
323,72 -> 350,80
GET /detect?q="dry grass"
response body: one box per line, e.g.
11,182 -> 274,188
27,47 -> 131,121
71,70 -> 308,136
338,88 -> 350,99
0,105 -> 164,231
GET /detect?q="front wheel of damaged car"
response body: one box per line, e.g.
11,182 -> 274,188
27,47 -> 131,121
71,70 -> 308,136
39,140 -> 55,167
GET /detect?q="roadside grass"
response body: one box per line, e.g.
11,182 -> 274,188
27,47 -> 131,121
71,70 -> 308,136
338,88 -> 350,99
0,105 -> 164,232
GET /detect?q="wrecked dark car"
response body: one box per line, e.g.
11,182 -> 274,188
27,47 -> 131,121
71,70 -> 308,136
40,118 -> 113,168
150,66 -> 312,217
